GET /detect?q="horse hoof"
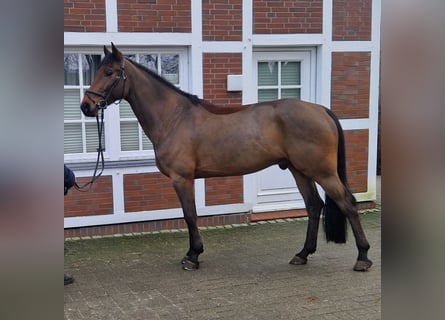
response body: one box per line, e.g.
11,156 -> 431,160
353,259 -> 372,271
289,255 -> 307,265
181,256 -> 199,271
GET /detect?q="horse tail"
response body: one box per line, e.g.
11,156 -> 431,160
322,108 -> 354,243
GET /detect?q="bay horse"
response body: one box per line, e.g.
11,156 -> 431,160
80,43 -> 372,272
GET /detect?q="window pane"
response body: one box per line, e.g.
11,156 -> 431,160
86,122 -> 105,153
82,54 -> 102,85
281,88 -> 301,99
64,89 -> 81,120
258,89 -> 278,102
258,62 -> 278,86
120,122 -> 139,151
124,54 -> 137,63
142,134 -> 153,150
281,61 -> 301,85
64,123 -> 83,154
161,54 -> 179,84
139,54 -> 157,72
119,101 -> 135,119
64,54 -> 79,85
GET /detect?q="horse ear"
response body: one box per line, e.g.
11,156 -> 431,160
103,45 -> 111,56
111,42 -> 123,61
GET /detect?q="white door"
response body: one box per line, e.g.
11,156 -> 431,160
252,50 -> 315,212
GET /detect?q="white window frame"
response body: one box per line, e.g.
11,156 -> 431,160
253,49 -> 316,103
64,46 -> 189,164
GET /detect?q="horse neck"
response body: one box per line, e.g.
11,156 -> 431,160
124,61 -> 188,146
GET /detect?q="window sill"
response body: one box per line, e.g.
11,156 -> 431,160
65,158 -> 157,171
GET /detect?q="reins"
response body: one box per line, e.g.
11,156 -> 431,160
74,60 -> 127,192
74,109 -> 105,192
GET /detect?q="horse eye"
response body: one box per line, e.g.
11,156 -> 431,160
105,70 -> 113,77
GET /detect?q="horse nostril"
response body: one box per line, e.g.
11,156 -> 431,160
81,102 -> 90,114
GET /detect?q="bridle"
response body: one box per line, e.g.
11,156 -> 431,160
74,60 -> 127,192
84,60 -> 127,110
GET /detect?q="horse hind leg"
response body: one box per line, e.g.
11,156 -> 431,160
318,175 -> 372,271
288,168 -> 324,265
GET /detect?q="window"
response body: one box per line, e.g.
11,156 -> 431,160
258,61 -> 301,102
254,50 -> 314,103
64,53 -> 104,157
64,48 -> 188,163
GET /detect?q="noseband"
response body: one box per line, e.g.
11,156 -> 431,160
85,61 -> 127,110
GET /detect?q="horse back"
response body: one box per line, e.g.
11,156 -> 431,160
253,99 -> 338,140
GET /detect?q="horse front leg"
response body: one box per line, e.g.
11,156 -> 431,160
172,176 -> 204,270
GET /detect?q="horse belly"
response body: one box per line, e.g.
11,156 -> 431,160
195,138 -> 283,178
195,158 -> 276,178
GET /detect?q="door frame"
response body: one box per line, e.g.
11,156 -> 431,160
244,48 -> 318,212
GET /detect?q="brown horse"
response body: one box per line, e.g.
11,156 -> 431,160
81,43 -> 372,272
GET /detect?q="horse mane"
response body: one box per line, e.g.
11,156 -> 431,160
125,58 -> 244,115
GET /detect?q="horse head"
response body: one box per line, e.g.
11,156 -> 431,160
80,43 -> 128,117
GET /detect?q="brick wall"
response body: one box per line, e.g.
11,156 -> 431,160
64,176 -> 113,217
123,173 -> 181,212
64,0 -> 106,32
202,0 -> 242,41
64,212 -> 250,238
117,0 -> 191,32
331,52 -> 370,119
205,176 -> 243,206
344,129 -> 368,193
253,0 -> 323,34
333,0 -> 372,41
203,53 -> 242,105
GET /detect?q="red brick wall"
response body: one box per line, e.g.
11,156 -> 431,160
64,212 -> 249,238
331,52 -> 370,119
344,129 -> 368,193
123,173 -> 181,212
253,0 -> 323,34
202,0 -> 242,41
203,53 -> 242,105
333,0 -> 372,41
117,0 -> 191,32
64,176 -> 113,217
205,176 -> 243,206
64,0 -> 106,32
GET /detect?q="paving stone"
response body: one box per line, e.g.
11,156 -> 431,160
65,212 -> 381,319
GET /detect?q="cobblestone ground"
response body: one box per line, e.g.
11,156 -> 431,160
64,211 -> 380,320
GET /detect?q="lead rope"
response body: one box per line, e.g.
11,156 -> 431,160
74,108 -> 105,192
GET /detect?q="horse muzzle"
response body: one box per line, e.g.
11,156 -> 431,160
81,101 -> 97,117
